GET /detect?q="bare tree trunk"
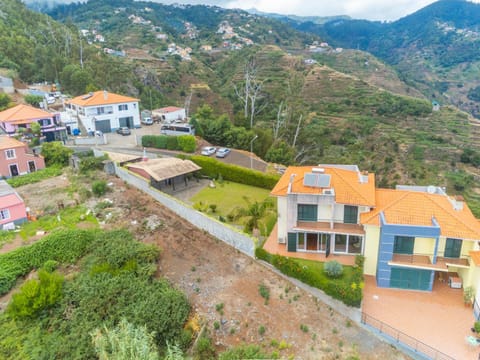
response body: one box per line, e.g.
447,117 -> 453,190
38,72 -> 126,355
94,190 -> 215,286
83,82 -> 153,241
273,101 -> 284,140
292,114 -> 303,148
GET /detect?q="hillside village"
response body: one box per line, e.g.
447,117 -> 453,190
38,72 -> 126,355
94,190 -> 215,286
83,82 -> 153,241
3,0 -> 480,359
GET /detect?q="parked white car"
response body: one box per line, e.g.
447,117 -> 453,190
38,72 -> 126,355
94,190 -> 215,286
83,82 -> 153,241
201,146 -> 216,156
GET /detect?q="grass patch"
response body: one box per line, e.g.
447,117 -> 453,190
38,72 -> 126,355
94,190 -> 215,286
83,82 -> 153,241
190,182 -> 271,216
0,230 -> 16,248
190,181 -> 275,235
18,206 -> 98,239
6,166 -> 63,187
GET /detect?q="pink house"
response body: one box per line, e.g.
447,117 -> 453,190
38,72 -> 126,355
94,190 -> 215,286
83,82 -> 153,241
0,180 -> 27,229
0,104 -> 67,142
0,136 -> 45,178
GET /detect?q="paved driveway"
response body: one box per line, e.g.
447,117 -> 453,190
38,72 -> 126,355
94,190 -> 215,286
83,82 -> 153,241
102,124 -> 268,173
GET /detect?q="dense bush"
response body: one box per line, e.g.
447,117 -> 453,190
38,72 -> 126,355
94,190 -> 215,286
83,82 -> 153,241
177,135 -> 196,153
257,250 -> 363,307
0,229 -> 96,295
188,155 -> 280,190
41,142 -> 73,167
7,166 -> 63,187
79,154 -> 108,173
141,135 -> 196,153
0,230 -> 190,359
7,269 -> 64,319
324,260 -> 343,278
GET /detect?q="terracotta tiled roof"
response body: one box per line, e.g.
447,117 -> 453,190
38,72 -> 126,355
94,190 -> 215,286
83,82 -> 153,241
361,189 -> 480,240
126,158 -> 201,182
469,251 -> 480,266
270,165 -> 376,206
0,136 -> 27,150
0,104 -> 52,125
67,91 -> 138,106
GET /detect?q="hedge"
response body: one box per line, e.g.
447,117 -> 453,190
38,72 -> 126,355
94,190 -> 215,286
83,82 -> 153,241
255,248 -> 364,307
141,135 -> 195,153
0,229 -> 96,295
188,155 -> 280,190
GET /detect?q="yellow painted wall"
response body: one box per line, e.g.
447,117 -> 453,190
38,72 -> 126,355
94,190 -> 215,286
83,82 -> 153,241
413,237 -> 436,255
461,241 -> 475,257
277,197 -> 287,241
437,237 -> 474,257
364,225 -> 380,276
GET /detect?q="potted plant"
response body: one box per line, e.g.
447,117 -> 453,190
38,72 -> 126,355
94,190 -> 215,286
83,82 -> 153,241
464,286 -> 475,307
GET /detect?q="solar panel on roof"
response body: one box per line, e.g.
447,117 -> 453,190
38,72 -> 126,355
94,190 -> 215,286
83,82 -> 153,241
317,174 -> 331,187
303,173 -> 331,188
304,173 -> 317,187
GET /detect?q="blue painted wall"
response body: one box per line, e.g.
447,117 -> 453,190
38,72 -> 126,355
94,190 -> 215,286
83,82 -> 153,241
376,213 -> 440,290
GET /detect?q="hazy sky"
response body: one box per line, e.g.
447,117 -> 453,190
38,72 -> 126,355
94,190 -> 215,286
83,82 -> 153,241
152,0 -> 480,21
27,0 -> 480,21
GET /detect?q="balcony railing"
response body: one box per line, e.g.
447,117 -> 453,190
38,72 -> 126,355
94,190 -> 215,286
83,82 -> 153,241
390,253 -> 470,270
362,312 -> 455,360
296,220 -> 365,235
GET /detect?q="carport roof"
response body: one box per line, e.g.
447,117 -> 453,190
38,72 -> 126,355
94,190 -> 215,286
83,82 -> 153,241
126,158 -> 201,182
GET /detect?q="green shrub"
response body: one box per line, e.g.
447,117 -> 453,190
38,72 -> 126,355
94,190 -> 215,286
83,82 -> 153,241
79,155 -> 108,173
188,155 -> 280,190
92,180 -> 108,197
42,260 -> 59,273
7,269 -> 63,319
219,344 -> 270,360
41,142 -> 73,167
166,136 -> 178,150
7,167 -> 63,187
194,336 -> 215,360
324,261 -> 343,278
265,254 -> 363,307
177,135 -> 196,153
0,229 -> 96,295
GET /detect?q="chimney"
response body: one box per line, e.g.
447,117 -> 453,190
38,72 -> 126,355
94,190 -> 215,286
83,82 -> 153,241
103,90 -> 108,100
359,170 -> 369,184
453,195 -> 464,211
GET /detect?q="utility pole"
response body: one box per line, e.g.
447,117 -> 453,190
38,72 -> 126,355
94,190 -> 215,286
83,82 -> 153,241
250,134 -> 258,170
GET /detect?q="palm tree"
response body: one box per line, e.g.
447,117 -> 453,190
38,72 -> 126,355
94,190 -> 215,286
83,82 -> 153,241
232,196 -> 274,234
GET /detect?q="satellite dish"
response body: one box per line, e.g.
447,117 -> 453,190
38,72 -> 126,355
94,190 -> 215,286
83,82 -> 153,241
427,185 -> 436,194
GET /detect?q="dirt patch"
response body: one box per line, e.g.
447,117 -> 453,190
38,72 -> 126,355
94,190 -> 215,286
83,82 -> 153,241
105,177 -> 408,359
6,174 -> 408,359
15,174 -> 73,216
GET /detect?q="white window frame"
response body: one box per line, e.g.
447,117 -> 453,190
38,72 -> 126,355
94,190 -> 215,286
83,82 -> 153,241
118,104 -> 128,111
5,149 -> 15,159
0,209 -> 10,220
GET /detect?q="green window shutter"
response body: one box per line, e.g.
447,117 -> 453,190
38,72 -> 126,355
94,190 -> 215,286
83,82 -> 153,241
445,238 -> 462,258
393,236 -> 414,254
297,204 -> 317,221
287,232 -> 297,252
343,205 -> 358,224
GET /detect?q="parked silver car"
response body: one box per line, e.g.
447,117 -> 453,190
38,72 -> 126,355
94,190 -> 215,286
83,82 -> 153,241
216,148 -> 231,158
201,146 -> 216,156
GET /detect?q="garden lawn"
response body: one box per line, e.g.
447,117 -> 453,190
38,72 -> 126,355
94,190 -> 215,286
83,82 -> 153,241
294,258 -> 356,286
189,181 -> 272,217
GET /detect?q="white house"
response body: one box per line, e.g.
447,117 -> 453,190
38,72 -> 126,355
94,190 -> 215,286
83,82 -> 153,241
65,90 -> 140,133
152,106 -> 186,123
